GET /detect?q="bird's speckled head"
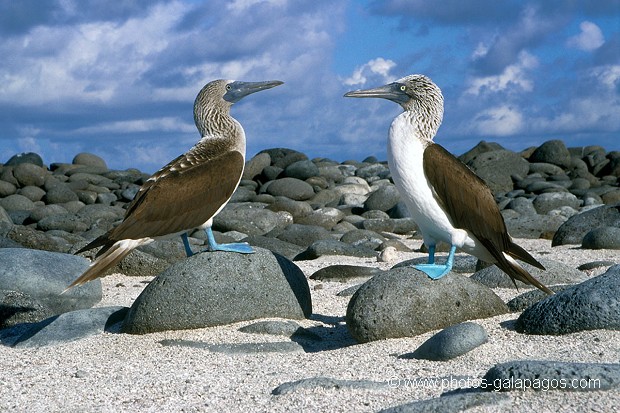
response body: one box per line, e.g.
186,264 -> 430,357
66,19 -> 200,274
193,79 -> 283,137
345,74 -> 444,140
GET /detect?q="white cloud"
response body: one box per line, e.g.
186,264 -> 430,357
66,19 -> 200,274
567,21 -> 605,51
342,58 -> 397,86
72,117 -> 196,135
465,51 -> 538,95
470,105 -> 524,136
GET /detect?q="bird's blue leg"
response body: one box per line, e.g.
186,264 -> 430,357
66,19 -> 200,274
181,233 -> 195,257
203,227 -> 254,254
427,245 -> 436,264
414,245 -> 456,280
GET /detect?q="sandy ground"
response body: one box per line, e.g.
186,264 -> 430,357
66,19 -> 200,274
1,238 -> 619,412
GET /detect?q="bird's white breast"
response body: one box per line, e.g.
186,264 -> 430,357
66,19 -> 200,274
387,113 -> 459,246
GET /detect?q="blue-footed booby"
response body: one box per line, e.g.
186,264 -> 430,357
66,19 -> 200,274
64,79 -> 283,291
345,74 -> 552,295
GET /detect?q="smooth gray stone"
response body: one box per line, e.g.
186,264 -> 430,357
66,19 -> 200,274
0,180 -> 17,197
506,197 -> 537,216
17,186 -> 46,202
582,227 -> 620,249
404,322 -> 488,361
213,204 -> 286,236
471,258 -> 586,290
276,223 -> 333,247
159,339 -> 304,353
516,265 -> 620,334
44,183 -> 79,204
0,194 -> 35,212
28,204 -> 69,223
266,177 -> 315,201
552,203 -> 620,246
482,360 -> 620,391
238,320 -> 321,340
12,163 -> 46,187
72,153 -> 108,169
532,192 -> 581,215
379,392 -> 509,413
340,229 -> 386,250
262,148 -> 308,169
393,255 -> 477,274
11,306 -> 127,348
295,207 -> 344,230
458,141 -> 505,165
346,268 -> 508,343
364,185 -> 400,212
243,152 -> 271,180
577,261 -> 616,271
337,284 -> 363,297
272,377 -> 386,395
266,196 -> 313,218
502,213 -> 566,239
294,239 -> 377,260
356,163 -> 390,179
37,214 -> 89,233
284,159 -> 319,180
122,248 -> 312,334
310,265 -> 383,282
0,248 -> 100,314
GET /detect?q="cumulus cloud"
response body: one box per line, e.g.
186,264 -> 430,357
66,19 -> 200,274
469,105 -> 524,136
567,21 -> 605,51
465,51 -> 538,95
343,58 -> 397,86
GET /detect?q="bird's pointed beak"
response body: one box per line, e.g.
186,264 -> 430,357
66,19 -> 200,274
224,80 -> 284,103
344,83 -> 408,104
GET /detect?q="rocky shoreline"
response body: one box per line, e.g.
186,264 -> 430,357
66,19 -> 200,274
1,139 -> 619,412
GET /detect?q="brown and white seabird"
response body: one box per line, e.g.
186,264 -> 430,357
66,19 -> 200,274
345,74 -> 553,294
64,79 -> 283,291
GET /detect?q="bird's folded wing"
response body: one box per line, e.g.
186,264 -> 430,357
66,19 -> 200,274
109,149 -> 244,240
423,143 -> 510,252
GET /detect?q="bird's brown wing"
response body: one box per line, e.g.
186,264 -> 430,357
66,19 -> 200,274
423,144 -> 550,293
108,148 -> 244,241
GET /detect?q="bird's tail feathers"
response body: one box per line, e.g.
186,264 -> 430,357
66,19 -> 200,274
505,242 -> 545,270
500,253 -> 554,295
62,239 -> 142,294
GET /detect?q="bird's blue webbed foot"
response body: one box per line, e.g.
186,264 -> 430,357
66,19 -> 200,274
181,229 -> 254,257
414,245 -> 456,280
204,227 -> 254,254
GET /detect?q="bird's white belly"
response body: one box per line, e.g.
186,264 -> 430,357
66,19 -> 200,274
387,117 -> 469,249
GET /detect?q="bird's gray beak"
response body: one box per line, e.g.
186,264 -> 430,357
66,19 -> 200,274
344,83 -> 408,104
224,80 -> 284,103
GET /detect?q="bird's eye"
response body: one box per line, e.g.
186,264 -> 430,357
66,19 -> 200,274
226,84 -> 232,91
400,85 -> 406,91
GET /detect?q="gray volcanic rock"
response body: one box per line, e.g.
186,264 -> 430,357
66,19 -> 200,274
466,150 -> 529,194
346,268 -> 508,343
11,306 -> 127,348
272,377 -> 386,395
529,140 -> 572,168
0,290 -> 55,329
5,152 -> 44,167
44,183 -> 79,204
458,140 -> 505,165
241,235 -> 305,260
122,248 -> 312,334
506,284 -> 572,312
516,265 -> 620,334
310,265 -> 383,282
471,258 -> 586,290
503,213 -> 566,239
295,239 -> 377,260
552,203 -> 620,246
213,204 -> 287,235
582,227 -> 620,249
379,392 -> 509,413
482,360 -> 620,391
0,248 -> 100,314
405,322 -> 488,361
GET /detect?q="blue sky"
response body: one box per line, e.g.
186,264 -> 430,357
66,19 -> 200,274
1,0 -> 618,173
